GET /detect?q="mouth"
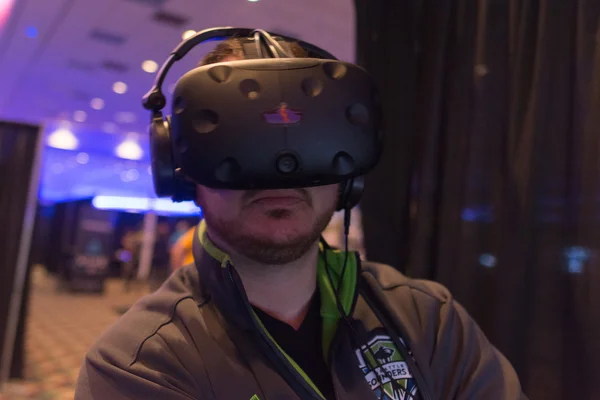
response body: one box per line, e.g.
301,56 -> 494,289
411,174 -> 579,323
249,190 -> 306,207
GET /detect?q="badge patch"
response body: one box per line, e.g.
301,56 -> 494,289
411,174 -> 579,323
355,334 -> 419,400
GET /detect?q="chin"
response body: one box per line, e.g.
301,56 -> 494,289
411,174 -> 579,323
204,204 -> 333,264
251,221 -> 311,244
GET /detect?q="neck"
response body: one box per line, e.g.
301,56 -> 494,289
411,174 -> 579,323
207,230 -> 320,330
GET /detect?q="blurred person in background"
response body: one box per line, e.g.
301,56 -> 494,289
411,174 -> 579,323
169,220 -> 190,247
149,221 -> 171,291
170,225 -> 195,271
119,230 -> 140,293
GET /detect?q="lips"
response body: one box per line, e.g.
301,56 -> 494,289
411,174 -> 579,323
249,190 -> 306,206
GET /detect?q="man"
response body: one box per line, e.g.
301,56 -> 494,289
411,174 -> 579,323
149,221 -> 172,291
75,38 -> 526,399
170,220 -> 191,247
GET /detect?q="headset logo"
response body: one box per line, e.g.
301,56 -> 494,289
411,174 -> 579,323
279,103 -> 290,123
263,102 -> 303,125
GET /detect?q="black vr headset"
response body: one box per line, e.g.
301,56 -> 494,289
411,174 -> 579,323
143,27 -> 382,211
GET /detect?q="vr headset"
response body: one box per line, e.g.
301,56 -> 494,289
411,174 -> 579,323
143,27 -> 382,211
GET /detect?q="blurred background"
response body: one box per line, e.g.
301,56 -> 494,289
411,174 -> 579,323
1,0 -> 599,399
0,1 -> 357,398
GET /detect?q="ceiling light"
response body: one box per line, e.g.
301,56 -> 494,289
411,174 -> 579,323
112,81 -> 128,94
0,0 -> 16,28
182,30 -> 196,40
141,60 -> 158,73
76,152 -> 89,164
248,0 -> 259,2
115,139 -> 143,160
47,128 -> 78,150
121,169 -> 139,182
114,112 -> 136,124
128,169 -> 139,181
25,26 -> 38,38
90,98 -> 105,110
73,110 -> 87,122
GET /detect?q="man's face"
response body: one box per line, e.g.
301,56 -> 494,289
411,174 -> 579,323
196,185 -> 339,265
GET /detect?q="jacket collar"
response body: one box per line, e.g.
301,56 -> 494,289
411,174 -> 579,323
192,219 -> 359,354
191,220 -> 254,330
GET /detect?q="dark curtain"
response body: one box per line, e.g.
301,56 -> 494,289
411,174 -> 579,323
9,256 -> 31,379
29,204 -> 56,268
0,121 -> 42,380
45,201 -> 82,276
356,1 -> 600,399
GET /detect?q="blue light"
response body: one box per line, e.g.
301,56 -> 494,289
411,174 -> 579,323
479,254 -> 497,268
25,26 -> 38,38
461,206 -> 494,223
567,260 -> 584,274
563,246 -> 590,274
204,36 -> 228,43
92,195 -> 201,216
93,196 -> 150,211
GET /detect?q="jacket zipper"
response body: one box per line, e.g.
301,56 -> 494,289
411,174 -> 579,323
227,266 -> 325,400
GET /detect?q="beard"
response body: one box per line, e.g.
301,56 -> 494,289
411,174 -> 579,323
203,204 -> 336,265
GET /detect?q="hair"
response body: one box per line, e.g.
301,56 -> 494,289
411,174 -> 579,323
200,37 -> 308,66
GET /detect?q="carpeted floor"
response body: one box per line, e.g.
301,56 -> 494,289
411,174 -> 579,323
1,267 -> 150,400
